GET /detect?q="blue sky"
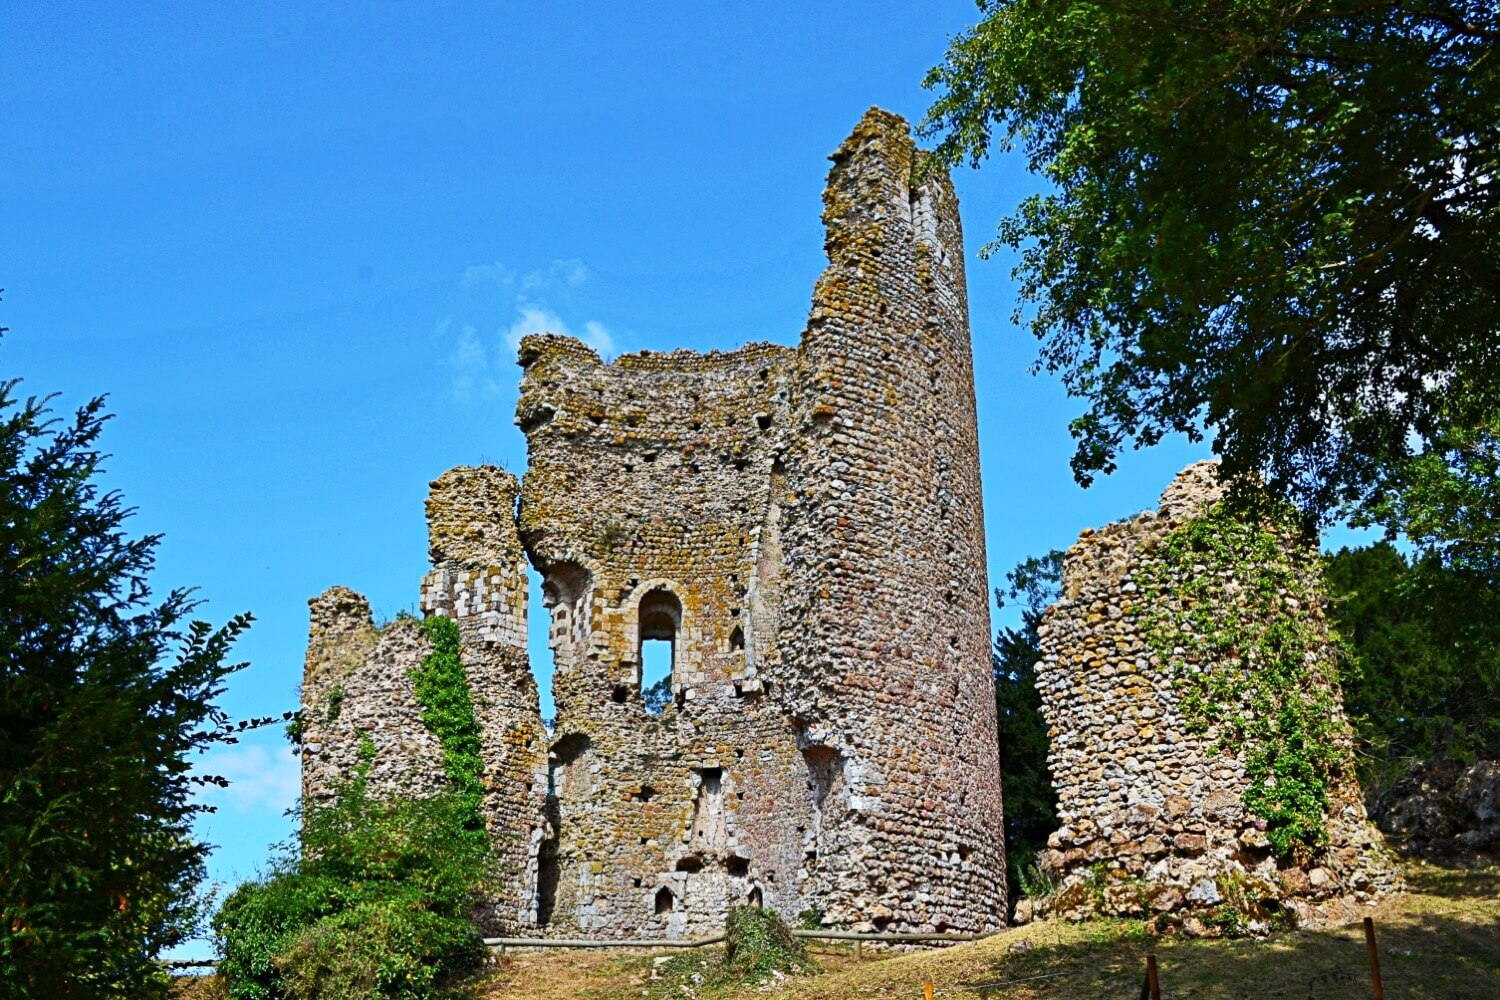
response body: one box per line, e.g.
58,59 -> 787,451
4,3 -> 1225,953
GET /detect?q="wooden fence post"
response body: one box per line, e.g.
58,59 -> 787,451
1364,917 -> 1385,1000
1138,954 -> 1160,1000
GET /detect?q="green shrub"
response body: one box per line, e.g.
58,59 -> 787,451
213,784 -> 494,1000
720,907 -> 816,983
273,896 -> 483,1000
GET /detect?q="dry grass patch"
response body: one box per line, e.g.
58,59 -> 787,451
770,863 -> 1499,1000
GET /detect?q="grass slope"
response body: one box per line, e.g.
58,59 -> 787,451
471,863 -> 1497,999
178,862 -> 1497,998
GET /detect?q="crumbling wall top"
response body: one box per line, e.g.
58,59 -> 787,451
426,465 -> 524,568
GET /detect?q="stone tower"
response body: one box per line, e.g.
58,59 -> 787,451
298,109 -> 1006,937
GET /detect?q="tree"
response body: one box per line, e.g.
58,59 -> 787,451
0,356 -> 253,997
1323,541 -> 1500,783
923,2 -> 1499,549
993,550 -> 1063,902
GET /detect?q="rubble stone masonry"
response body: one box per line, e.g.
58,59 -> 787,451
298,109 -> 1007,937
1030,462 -> 1401,934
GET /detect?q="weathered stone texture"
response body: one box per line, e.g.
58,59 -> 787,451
1373,757 -> 1500,860
298,109 -> 1005,938
1030,462 -> 1401,933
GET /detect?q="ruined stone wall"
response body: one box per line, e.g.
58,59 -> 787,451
1030,462 -> 1400,933
298,467 -> 547,930
300,109 -> 1005,938
514,338 -> 811,936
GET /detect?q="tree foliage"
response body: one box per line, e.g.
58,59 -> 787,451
1324,541 -> 1500,781
924,2 -> 1499,547
0,365 -> 251,997
214,779 -> 492,1000
993,550 -> 1063,901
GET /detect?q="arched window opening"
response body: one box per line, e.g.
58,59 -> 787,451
638,588 -> 681,715
654,887 -> 675,915
747,886 -> 763,908
728,626 -> 745,651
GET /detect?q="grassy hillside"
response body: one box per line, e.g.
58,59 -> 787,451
473,863 -> 1497,999
177,862 -> 1497,998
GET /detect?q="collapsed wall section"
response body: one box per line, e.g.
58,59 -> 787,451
1031,461 -> 1401,933
298,466 -> 547,931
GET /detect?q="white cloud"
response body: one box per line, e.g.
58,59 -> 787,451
460,257 -> 591,293
447,258 -> 616,400
451,322 -> 499,400
195,744 -> 301,817
503,304 -> 615,357
461,262 -> 516,288
520,257 -> 590,292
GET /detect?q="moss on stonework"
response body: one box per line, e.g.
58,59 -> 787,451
1134,503 -> 1351,862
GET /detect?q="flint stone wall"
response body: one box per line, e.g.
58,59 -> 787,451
1029,462 -> 1401,934
299,109 -> 1005,938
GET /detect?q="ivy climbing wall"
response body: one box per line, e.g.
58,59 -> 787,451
1030,461 -> 1402,934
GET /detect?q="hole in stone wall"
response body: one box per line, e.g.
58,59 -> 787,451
641,639 -> 672,714
675,855 -> 704,873
727,856 -> 750,877
747,886 -> 763,908
525,564 -> 556,728
755,413 -> 772,430
654,887 -> 674,915
549,732 -> 591,797
518,404 -> 556,434
729,626 -> 745,651
639,588 -> 681,716
801,744 -> 848,858
688,768 -> 728,856
611,685 -> 628,704
552,733 -> 590,763
632,785 -> 657,803
535,797 -> 561,927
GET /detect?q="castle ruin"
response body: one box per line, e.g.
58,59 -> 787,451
298,109 -> 1008,938
298,112 -> 1400,944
